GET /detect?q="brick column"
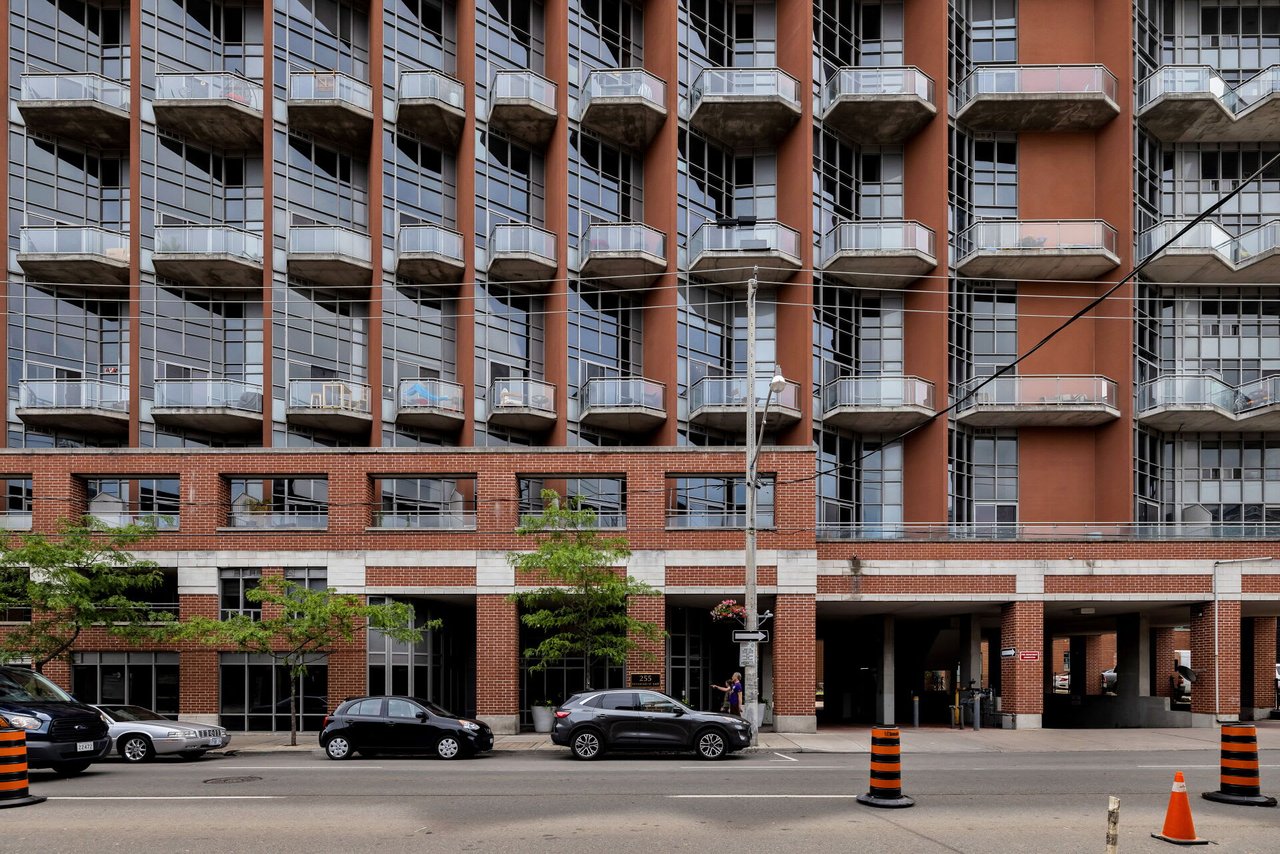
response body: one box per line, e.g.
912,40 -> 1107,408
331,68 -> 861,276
999,601 -> 1044,728
180,650 -> 219,723
1191,600 -> 1241,723
1153,627 -> 1178,698
1085,633 -> 1112,696
475,594 -> 520,734
626,594 -> 666,692
1247,617 -> 1277,720
772,593 -> 816,733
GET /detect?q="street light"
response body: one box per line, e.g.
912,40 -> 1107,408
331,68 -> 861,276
1210,556 -> 1272,722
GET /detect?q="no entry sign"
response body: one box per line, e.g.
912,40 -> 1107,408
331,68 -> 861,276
1019,651 -> 1041,662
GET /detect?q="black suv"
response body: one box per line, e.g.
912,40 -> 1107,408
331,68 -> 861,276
319,696 -> 493,760
551,689 -> 752,760
0,665 -> 111,776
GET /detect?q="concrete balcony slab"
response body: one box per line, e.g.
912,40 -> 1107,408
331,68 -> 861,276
151,407 -> 264,434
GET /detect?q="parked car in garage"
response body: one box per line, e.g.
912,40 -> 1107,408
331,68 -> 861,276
0,664 -> 111,776
319,696 -> 493,760
92,704 -> 230,762
551,689 -> 752,760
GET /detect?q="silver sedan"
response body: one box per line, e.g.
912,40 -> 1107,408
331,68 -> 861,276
93,704 -> 231,763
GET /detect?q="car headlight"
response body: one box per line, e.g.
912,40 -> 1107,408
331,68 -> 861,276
4,714 -> 42,730
458,720 -> 480,731
166,730 -> 183,738
98,711 -> 112,726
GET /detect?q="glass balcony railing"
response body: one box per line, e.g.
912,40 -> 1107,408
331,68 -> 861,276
581,68 -> 666,110
1139,219 -> 1280,266
492,70 -> 557,111
19,379 -> 128,411
1138,374 -> 1280,415
582,377 -> 665,411
822,220 -> 935,262
818,520 -> 1280,541
287,225 -> 372,260
398,70 -> 465,108
956,375 -> 1118,411
154,379 -> 263,411
690,67 -> 801,111
1138,64 -> 1280,114
957,64 -> 1118,107
582,223 -> 665,257
823,376 -> 934,411
397,224 -> 465,262
154,226 -> 263,262
373,509 -> 477,530
227,509 -> 328,530
489,378 -> 555,412
398,378 -> 464,415
20,72 -> 129,110
0,515 -> 33,532
490,223 -> 557,262
288,71 -> 373,111
956,220 -> 1118,259
689,376 -> 801,412
822,66 -> 934,108
287,379 -> 372,414
689,221 -> 801,261
19,225 -> 128,259
154,72 -> 262,109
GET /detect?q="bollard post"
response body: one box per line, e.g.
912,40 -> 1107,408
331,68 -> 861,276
912,694 -> 919,728
972,692 -> 981,731
1105,796 -> 1119,854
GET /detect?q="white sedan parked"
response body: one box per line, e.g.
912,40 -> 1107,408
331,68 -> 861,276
93,704 -> 231,763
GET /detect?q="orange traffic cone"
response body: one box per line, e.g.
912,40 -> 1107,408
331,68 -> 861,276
1151,771 -> 1209,846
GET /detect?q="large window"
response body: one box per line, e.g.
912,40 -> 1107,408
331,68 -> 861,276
968,0 -> 1016,64
1162,1 -> 1280,83
220,652 -> 328,731
517,477 -> 627,528
1156,287 -> 1280,385
1160,144 -> 1280,234
951,431 -> 1017,533
72,652 -> 180,715
666,475 -> 775,528
220,567 -> 261,620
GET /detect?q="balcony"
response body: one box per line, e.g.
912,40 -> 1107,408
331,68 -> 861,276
488,70 -> 558,148
227,508 -> 328,530
822,376 -> 935,433
955,65 -> 1119,131
1138,220 -> 1280,285
287,71 -> 374,150
18,73 -> 130,147
395,70 -> 466,149
1137,65 -> 1280,142
953,375 -> 1120,427
579,69 -> 667,151
820,220 -> 936,286
1137,375 -> 1280,432
152,226 -> 264,289
17,226 -> 130,288
688,376 -> 802,432
579,223 -> 666,285
151,379 -> 263,434
688,220 -> 802,284
396,378 -> 465,431
954,219 -> 1120,280
488,379 -> 557,431
153,73 -> 263,149
487,224 -> 558,284
395,224 -> 466,284
0,514 -> 33,532
285,379 -> 374,433
17,380 -> 129,435
821,66 -> 936,144
286,226 -> 374,287
689,67 -> 802,147
372,509 -> 476,530
579,377 -> 666,432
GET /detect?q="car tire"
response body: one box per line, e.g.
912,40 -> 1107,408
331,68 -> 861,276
323,735 -> 353,760
435,735 -> 464,760
52,760 -> 92,777
695,728 -> 728,760
570,729 -> 604,761
119,734 -> 156,763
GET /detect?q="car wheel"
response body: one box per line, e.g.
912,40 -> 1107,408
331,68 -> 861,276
435,735 -> 464,760
52,761 -> 92,777
324,735 -> 353,760
695,729 -> 728,760
119,734 -> 156,763
570,729 -> 604,760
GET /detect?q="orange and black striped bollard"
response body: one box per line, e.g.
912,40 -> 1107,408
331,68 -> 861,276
1202,724 -> 1276,808
856,726 -> 915,808
0,725 -> 47,809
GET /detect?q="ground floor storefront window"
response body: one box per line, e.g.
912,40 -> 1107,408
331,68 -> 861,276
368,598 -> 476,717
219,653 -> 327,731
72,652 -> 180,715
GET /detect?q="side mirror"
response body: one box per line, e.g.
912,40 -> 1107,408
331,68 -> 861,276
416,711 -> 428,721
672,706 -> 685,716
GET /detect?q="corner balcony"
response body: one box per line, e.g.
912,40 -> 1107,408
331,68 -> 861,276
688,376 -> 802,432
820,220 -> 936,286
488,70 -> 558,148
822,376 -> 935,433
1137,65 -> 1280,142
1137,375 -> 1280,432
954,220 -> 1120,280
487,224 -> 558,284
955,65 -> 1119,132
579,223 -> 666,285
580,377 -> 666,433
286,226 -> 373,287
285,379 -> 374,434
395,224 -> 466,285
953,375 -> 1120,427
688,220 -> 802,284
689,67 -> 801,147
1138,220 -> 1280,285
821,66 -> 936,144
17,380 -> 129,435
153,73 -> 263,149
17,226 -> 130,288
287,71 -> 374,150
151,379 -> 263,433
18,73 -> 130,148
579,69 -> 667,151
396,378 -> 465,431
487,379 -> 556,432
395,70 -> 466,149
152,226 -> 264,289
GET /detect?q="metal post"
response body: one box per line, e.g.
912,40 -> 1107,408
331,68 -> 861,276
972,691 -> 981,731
744,269 -> 759,745
912,694 -> 919,728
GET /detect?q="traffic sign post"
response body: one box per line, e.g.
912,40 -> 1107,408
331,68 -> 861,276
732,629 -> 769,644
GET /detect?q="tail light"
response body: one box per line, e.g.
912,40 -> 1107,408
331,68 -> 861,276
322,715 -> 332,728
554,710 -> 571,719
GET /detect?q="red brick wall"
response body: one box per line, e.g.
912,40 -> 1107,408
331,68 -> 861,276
1154,627 -> 1177,698
1085,633 -> 1115,696
1000,601 -> 1043,715
180,650 -> 219,715
365,567 -> 477,586
475,595 -> 519,718
626,594 -> 666,692
1191,601 -> 1240,716
773,594 -> 815,717
1249,617 -> 1277,712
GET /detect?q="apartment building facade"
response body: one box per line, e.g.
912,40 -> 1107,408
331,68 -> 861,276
2,0 -> 1278,733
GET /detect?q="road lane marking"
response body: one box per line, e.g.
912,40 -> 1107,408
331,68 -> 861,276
209,765 -> 384,770
669,794 -> 858,799
679,765 -> 849,770
1138,764 -> 1279,769
52,796 -> 283,801
771,752 -> 798,762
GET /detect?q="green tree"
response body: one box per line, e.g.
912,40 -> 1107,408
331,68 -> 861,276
170,578 -> 429,745
508,490 -> 663,692
0,518 -> 170,674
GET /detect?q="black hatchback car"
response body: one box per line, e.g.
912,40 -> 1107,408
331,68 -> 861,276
551,689 -> 751,760
319,696 -> 493,760
0,665 -> 111,776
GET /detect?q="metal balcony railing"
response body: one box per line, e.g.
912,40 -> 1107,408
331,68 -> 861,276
956,375 -> 1118,411
690,67 -> 801,111
287,70 -> 373,111
373,509 -> 477,530
822,66 -> 934,107
154,72 -> 263,109
823,376 -> 934,411
397,224 -> 465,262
0,514 -> 33,532
20,72 -> 129,109
19,379 -> 128,411
581,68 -> 666,110
1137,64 -> 1280,114
398,378 -> 465,415
287,380 -> 372,414
227,510 -> 328,530
154,379 -> 263,411
287,225 -> 372,261
957,64 -> 1118,107
689,376 -> 801,412
818,521 -> 1280,541
582,223 -> 666,258
20,225 -> 128,259
489,223 -> 557,262
398,70 -> 465,108
689,220 -> 801,261
1139,219 -> 1280,265
582,377 -> 665,411
489,378 -> 555,412
154,225 -> 264,262
956,219 -> 1118,259
1138,374 -> 1280,415
492,69 -> 557,110
822,220 -> 935,262
666,509 -> 775,529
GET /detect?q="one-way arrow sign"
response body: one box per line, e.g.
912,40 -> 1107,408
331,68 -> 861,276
732,629 -> 769,643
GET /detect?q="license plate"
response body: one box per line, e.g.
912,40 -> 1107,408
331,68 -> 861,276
77,741 -> 94,753
208,737 -> 222,746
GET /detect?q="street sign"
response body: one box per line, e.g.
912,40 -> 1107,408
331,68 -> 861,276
738,643 -> 757,667
1019,651 -> 1041,662
732,629 -> 770,643
1001,647 -> 1017,658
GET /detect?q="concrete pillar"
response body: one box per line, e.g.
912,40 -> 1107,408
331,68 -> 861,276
1068,636 -> 1088,695
1190,600 -> 1241,725
475,594 -> 520,734
1246,617 -> 1278,721
999,601 -> 1043,728
959,615 -> 982,690
1115,613 -> 1151,698
879,615 -> 895,727
772,593 -> 816,733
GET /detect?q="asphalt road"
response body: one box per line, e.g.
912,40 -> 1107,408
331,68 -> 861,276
8,749 -> 1280,853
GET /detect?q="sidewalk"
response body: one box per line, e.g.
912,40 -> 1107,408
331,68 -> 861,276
222,720 -> 1280,756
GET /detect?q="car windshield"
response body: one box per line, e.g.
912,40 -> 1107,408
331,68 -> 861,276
414,699 -> 455,717
0,668 -> 74,702
98,705 -> 168,722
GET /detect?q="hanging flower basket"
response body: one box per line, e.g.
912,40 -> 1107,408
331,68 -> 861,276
710,599 -> 747,623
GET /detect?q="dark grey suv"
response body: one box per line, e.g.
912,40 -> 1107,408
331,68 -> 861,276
550,689 -> 751,760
